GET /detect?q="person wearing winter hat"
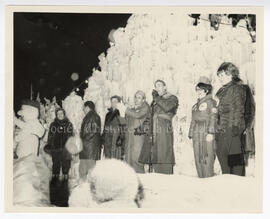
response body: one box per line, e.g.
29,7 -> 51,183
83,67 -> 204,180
79,101 -> 102,181
13,99 -> 45,158
188,76 -> 217,178
101,95 -> 125,160
139,80 -> 179,174
215,62 -> 247,176
125,90 -> 150,173
88,159 -> 144,208
47,108 -> 74,183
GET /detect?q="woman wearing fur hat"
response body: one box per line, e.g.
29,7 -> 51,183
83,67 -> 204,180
215,62 -> 247,176
188,77 -> 217,178
47,108 -> 74,182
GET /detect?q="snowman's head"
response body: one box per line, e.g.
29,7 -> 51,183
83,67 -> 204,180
18,99 -> 40,122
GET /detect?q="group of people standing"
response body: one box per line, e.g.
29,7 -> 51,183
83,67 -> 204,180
46,61 -> 255,181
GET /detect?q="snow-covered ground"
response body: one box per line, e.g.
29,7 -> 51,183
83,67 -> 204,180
68,171 -> 259,212
138,173 -> 259,212
68,157 -> 258,211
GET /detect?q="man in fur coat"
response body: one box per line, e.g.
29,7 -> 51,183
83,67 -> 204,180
138,80 -> 179,174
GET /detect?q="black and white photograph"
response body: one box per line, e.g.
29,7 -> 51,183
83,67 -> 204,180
4,5 -> 264,213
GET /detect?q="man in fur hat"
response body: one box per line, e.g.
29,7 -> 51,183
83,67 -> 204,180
138,80 -> 179,174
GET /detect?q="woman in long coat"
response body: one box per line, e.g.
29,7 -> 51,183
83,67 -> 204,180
47,108 -> 73,181
125,90 -> 150,173
102,96 -> 125,160
188,77 -> 217,178
215,62 -> 247,176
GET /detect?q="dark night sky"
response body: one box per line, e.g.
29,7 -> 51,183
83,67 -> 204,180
14,12 -> 131,111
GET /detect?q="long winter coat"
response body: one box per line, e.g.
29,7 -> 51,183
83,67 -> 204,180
47,118 -> 73,160
243,84 -> 255,154
125,102 -> 150,173
79,110 -> 102,160
102,108 -> 125,159
138,92 -> 179,165
216,81 -> 246,155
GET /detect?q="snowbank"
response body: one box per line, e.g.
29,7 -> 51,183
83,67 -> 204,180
13,155 -> 52,207
138,173 -> 259,212
68,172 -> 259,212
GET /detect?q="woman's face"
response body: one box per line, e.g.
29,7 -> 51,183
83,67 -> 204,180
218,70 -> 232,86
111,98 -> 119,109
196,87 -> 207,99
56,110 -> 65,120
134,94 -> 144,106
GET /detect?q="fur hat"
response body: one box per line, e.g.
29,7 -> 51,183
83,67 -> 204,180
88,159 -> 140,206
21,99 -> 40,110
198,76 -> 211,85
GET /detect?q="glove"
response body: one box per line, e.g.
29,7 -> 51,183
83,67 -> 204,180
134,127 -> 145,136
116,136 -> 124,147
152,89 -> 159,99
232,126 -> 239,136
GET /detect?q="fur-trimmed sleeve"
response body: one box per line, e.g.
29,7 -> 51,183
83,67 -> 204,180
155,95 -> 179,113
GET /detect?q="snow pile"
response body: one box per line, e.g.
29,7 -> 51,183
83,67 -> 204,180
80,14 -> 256,176
68,172 -> 258,211
69,182 -> 96,207
138,173 -> 258,212
69,159 -> 140,208
13,155 -> 52,207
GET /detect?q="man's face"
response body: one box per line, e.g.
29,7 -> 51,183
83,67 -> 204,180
134,94 -> 144,106
155,82 -> 166,95
111,98 -> 119,109
83,106 -> 90,115
56,110 -> 65,120
218,70 -> 232,86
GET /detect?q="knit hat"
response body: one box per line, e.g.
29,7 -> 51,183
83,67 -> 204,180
135,90 -> 146,100
21,99 -> 40,110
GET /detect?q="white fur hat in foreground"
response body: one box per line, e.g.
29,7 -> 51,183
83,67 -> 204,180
88,159 -> 140,204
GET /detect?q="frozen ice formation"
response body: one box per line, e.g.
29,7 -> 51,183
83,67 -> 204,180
66,14 -> 256,176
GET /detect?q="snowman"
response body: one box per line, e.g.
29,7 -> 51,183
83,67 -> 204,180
14,99 -> 45,158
